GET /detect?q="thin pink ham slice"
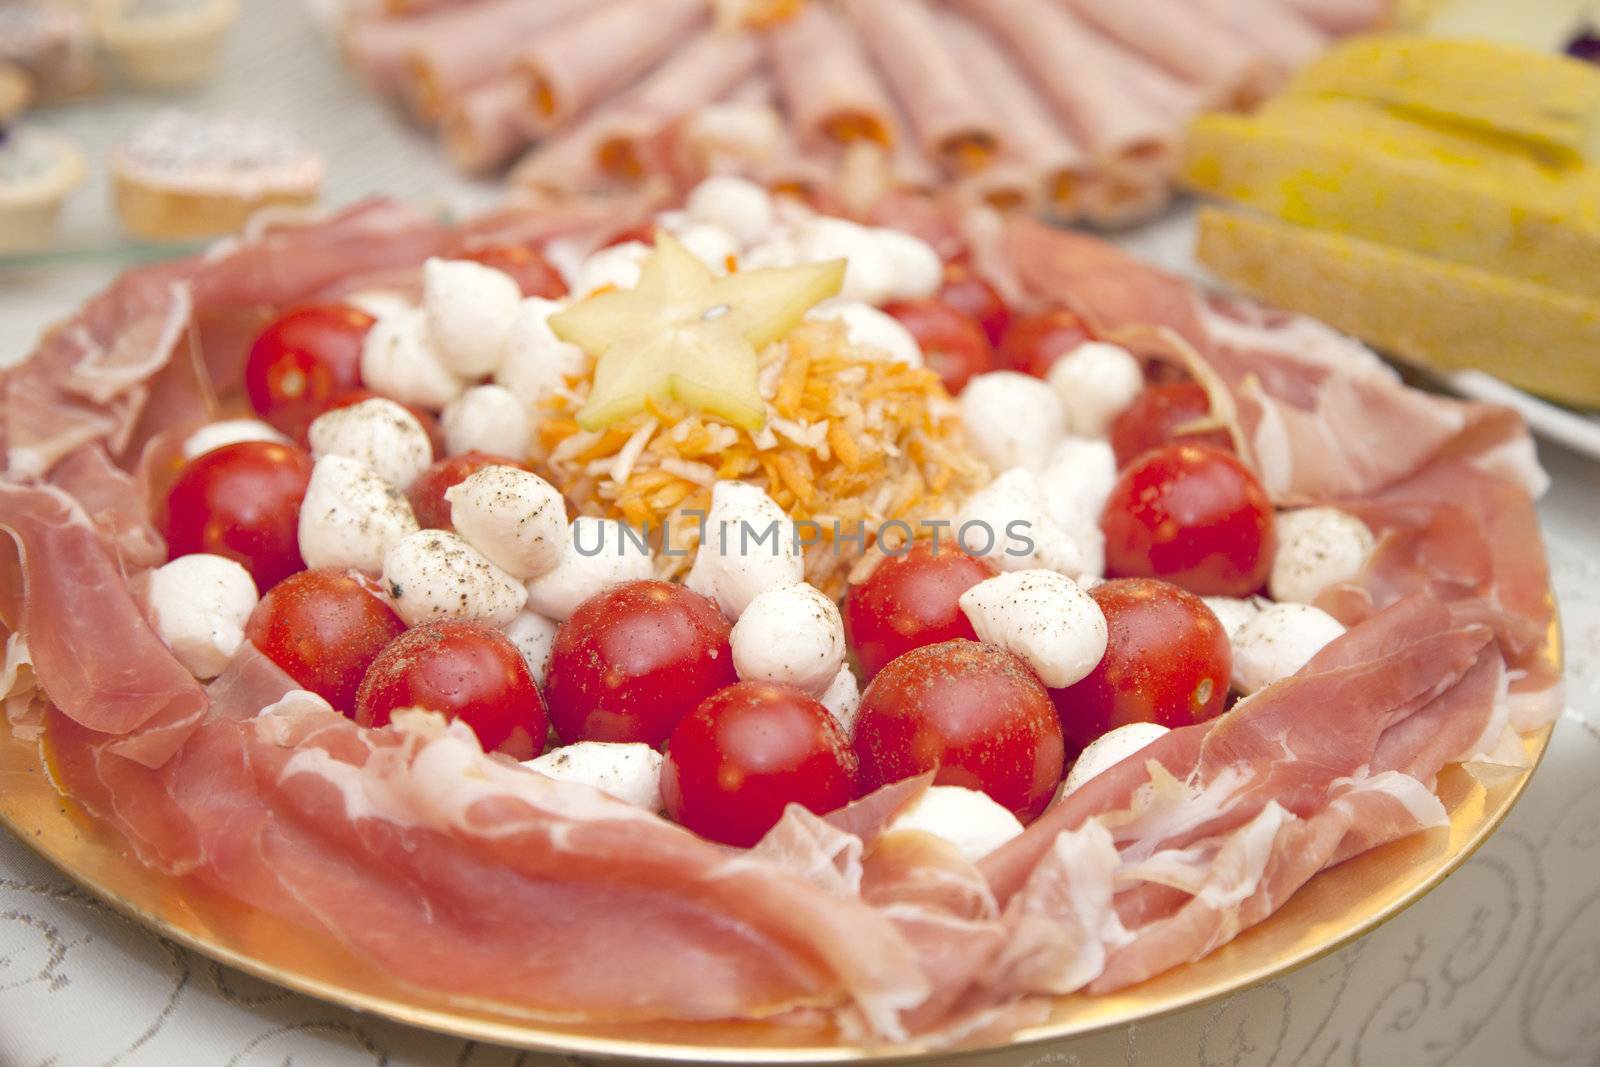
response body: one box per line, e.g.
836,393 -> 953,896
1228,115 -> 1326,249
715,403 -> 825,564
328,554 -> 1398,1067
514,0 -> 706,135
1283,0 -> 1392,34
1188,0 -> 1329,73
766,0 -> 900,151
1063,0 -> 1278,109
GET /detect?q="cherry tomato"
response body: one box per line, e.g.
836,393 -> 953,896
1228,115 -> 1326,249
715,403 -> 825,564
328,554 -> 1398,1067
545,580 -> 737,746
407,451 -> 529,531
843,541 -> 997,679
246,569 -> 407,714
355,620 -> 548,758
938,260 -> 1011,348
244,304 -> 374,436
460,243 -> 567,300
1049,579 -> 1230,757
996,309 -> 1092,379
162,440 -> 313,591
1101,443 -> 1275,597
662,682 -> 857,847
885,299 -> 993,395
1110,382 -> 1234,469
853,640 -> 1064,822
312,388 -> 447,457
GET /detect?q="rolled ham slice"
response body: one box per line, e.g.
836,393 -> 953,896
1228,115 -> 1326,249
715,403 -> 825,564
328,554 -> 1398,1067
1188,0 -> 1329,73
843,0 -> 1003,173
1282,0 -> 1392,34
678,74 -> 791,178
441,76 -> 532,175
515,0 -> 706,134
766,1 -> 900,150
1062,0 -> 1277,109
1079,170 -> 1174,229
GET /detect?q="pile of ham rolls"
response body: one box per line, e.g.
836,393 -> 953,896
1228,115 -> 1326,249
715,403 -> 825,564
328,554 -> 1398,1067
340,0 -> 1390,226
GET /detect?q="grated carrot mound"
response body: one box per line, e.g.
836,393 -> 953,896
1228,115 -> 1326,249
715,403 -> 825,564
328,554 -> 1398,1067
536,319 -> 989,595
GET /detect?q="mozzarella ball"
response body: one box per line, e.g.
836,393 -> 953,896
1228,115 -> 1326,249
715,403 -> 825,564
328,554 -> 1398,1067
959,371 -> 1066,472
807,299 -> 922,367
524,517 -> 655,621
1202,596 -> 1266,639
1269,507 -> 1376,604
1039,437 -> 1118,524
146,553 -> 258,679
959,569 -> 1106,688
793,216 -> 896,305
731,583 -> 845,695
954,468 -> 1087,577
740,233 -> 801,271
181,418 -> 287,461
675,222 -> 739,274
360,306 -> 465,411
888,785 -> 1025,863
444,465 -> 567,581
495,297 -> 590,410
1232,603 -> 1347,694
686,175 -> 776,246
1045,342 -> 1144,438
422,258 -> 523,378
1063,722 -> 1170,795
307,396 -> 434,490
440,385 -> 533,460
381,529 -> 528,628
502,610 -> 559,687
872,227 -> 943,301
525,742 -> 665,811
819,664 -> 861,734
684,481 -> 804,619
574,241 -> 651,296
299,455 -> 420,574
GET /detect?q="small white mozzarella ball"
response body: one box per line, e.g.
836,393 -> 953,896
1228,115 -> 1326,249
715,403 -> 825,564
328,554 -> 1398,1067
1231,603 -> 1346,695
740,233 -> 801,271
502,610 -> 559,688
524,742 -> 665,811
684,481 -> 804,619
686,175 -> 776,246
574,241 -> 651,296
1269,507 -> 1375,604
731,583 -> 845,695
793,217 -> 897,305
1064,723 -> 1170,795
495,297 -> 589,410
674,222 -> 739,274
524,517 -> 655,621
888,786 -> 1024,864
441,385 -> 533,460
819,664 -> 861,734
959,371 -> 1066,472
444,465 -> 567,581
1202,596 -> 1266,639
872,227 -> 943,301
1045,342 -> 1144,438
146,554 -> 258,679
307,397 -> 434,490
959,569 -> 1106,688
298,455 -> 420,573
382,529 -> 528,628
807,299 -> 922,367
955,468 -> 1086,577
422,257 -> 523,378
1039,436 -> 1118,525
360,306 -> 465,411
181,418 -> 288,460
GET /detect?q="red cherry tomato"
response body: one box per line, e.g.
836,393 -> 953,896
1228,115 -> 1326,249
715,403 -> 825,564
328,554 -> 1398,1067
662,682 -> 857,847
312,388 -> 447,457
162,440 -> 313,591
843,541 -> 997,679
853,640 -> 1064,822
460,243 -> 568,300
545,580 -> 737,746
244,304 -> 374,436
1109,382 -> 1234,469
246,569 -> 407,714
996,309 -> 1092,379
355,620 -> 548,759
1049,578 -> 1230,758
938,261 -> 1011,348
1101,444 -> 1275,597
407,451 -> 529,531
884,299 -> 993,395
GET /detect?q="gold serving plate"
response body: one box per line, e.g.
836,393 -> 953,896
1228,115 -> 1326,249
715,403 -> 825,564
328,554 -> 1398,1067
0,715 -> 1554,1062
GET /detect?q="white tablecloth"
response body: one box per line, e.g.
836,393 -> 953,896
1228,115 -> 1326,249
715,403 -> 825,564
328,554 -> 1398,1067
2,7 -> 1598,1064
